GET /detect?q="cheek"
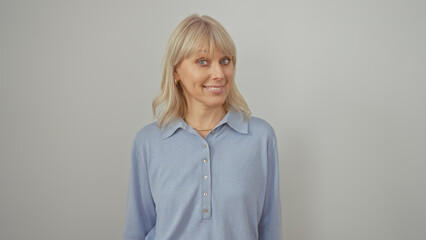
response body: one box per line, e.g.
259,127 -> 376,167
225,71 -> 234,83
190,76 -> 206,89
225,66 -> 235,78
181,72 -> 204,87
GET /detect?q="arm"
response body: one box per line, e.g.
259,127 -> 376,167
123,137 -> 156,240
258,135 -> 282,240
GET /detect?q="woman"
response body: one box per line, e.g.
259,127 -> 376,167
123,14 -> 281,240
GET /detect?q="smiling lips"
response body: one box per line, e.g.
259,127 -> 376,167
203,85 -> 224,94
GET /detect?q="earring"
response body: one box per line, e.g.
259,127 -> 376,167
175,79 -> 178,85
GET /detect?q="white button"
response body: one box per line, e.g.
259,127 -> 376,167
211,130 -> 215,134
203,192 -> 208,196
203,176 -> 208,180
203,159 -> 208,163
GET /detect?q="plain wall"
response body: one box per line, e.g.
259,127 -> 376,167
1,0 -> 425,239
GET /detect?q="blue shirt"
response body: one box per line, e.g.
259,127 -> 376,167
123,111 -> 282,240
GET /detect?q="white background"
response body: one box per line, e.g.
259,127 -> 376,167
1,0 -> 425,239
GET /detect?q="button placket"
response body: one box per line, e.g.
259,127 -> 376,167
201,141 -> 211,220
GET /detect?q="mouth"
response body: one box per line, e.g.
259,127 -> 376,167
203,85 -> 224,93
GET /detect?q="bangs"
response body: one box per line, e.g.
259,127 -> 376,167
176,20 -> 236,63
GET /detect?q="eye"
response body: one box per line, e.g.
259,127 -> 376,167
197,59 -> 208,66
220,57 -> 231,65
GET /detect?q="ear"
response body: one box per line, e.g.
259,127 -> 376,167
173,68 -> 180,81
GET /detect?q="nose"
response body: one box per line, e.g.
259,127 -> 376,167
210,62 -> 225,80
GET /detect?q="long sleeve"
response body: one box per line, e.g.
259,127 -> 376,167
258,135 -> 282,240
122,114 -> 280,239
123,137 -> 156,240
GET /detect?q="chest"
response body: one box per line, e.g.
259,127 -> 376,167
146,132 -> 268,207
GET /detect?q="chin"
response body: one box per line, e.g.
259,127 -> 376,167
205,99 -> 227,109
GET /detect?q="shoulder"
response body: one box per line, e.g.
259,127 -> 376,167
133,122 -> 162,146
248,116 -> 276,137
247,115 -> 278,149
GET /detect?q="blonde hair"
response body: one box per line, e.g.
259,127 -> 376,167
152,14 -> 251,128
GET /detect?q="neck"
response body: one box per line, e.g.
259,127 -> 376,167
184,105 -> 226,131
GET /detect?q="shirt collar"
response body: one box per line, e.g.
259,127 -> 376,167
160,110 -> 248,139
221,110 -> 249,134
160,118 -> 186,139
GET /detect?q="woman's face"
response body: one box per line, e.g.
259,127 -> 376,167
174,44 -> 234,111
